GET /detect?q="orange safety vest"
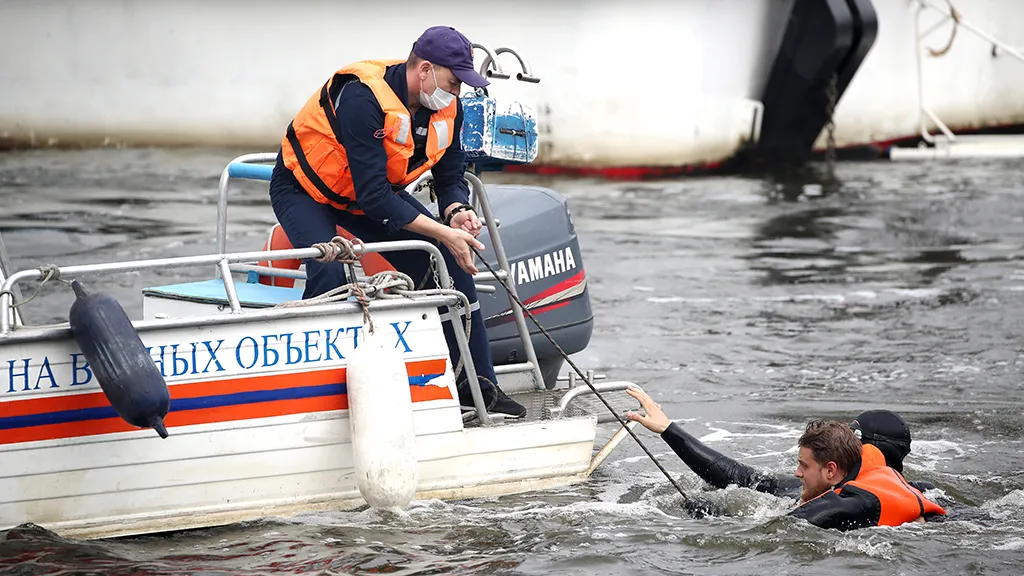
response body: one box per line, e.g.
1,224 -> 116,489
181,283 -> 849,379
280,59 -> 458,213
837,444 -> 946,526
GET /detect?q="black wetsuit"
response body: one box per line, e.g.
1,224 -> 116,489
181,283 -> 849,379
661,422 -> 966,528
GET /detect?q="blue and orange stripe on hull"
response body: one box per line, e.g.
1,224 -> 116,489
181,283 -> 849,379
0,359 -> 450,445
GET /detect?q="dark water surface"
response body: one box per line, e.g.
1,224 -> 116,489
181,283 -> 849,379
1,148 -> 1023,575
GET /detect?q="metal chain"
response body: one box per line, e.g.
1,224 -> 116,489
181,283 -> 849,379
424,252 -> 470,383
432,254 -> 445,291
417,252 -> 443,292
825,73 -> 838,179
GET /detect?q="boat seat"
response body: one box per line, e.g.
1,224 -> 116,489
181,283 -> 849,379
142,279 -> 305,309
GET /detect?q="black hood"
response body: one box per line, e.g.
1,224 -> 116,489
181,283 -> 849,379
851,410 -> 912,472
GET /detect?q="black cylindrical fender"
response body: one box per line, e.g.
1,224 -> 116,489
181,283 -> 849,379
68,280 -> 170,438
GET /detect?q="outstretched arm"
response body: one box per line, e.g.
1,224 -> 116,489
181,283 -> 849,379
660,422 -> 798,495
626,387 -> 800,497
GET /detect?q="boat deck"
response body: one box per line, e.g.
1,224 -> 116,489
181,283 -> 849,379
465,386 -> 640,427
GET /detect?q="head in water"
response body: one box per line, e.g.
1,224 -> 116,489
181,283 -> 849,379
851,410 -> 913,473
794,419 -> 862,502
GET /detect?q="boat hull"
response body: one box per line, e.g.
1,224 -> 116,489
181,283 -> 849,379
0,302 -> 599,540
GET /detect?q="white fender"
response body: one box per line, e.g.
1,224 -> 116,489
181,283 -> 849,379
347,325 -> 419,509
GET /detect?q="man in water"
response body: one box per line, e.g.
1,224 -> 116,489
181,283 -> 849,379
625,387 -> 946,530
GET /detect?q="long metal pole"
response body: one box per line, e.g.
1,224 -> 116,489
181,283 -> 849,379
913,2 -> 934,143
217,259 -> 242,313
215,152 -> 278,276
1,294 -> 459,345
1,240 -> 444,333
0,231 -> 23,327
465,173 -> 546,390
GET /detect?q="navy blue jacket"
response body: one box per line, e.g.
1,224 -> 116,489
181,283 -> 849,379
285,62 -> 470,235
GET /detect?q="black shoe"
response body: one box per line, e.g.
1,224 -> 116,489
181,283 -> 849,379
484,385 -> 527,419
457,378 -> 528,419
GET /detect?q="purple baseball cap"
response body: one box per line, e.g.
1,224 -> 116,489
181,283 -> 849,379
412,26 -> 489,88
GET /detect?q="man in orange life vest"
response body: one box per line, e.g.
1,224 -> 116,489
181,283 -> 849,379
624,388 -> 946,530
268,26 -> 527,418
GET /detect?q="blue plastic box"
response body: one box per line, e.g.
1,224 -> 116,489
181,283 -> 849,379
460,93 -> 538,167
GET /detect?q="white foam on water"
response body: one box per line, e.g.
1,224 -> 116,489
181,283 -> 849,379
711,484 -> 796,521
278,491 -> 688,533
698,427 -> 732,443
645,286 -> 956,306
910,439 -> 967,457
487,499 -> 683,523
906,439 -> 968,472
646,296 -> 717,304
887,288 -> 945,299
833,246 -> 864,253
604,449 -> 680,469
741,445 -> 801,460
274,499 -> 450,529
595,477 -> 635,504
991,537 -> 1024,551
982,489 -> 1024,520
930,358 -> 984,376
696,421 -> 802,444
784,294 -> 847,303
830,534 -> 897,560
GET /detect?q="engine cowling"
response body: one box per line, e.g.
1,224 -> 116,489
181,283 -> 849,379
463,184 -> 593,388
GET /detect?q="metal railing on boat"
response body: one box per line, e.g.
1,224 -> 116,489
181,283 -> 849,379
0,230 -> 23,328
214,154 -> 546,391
891,0 -> 1024,160
0,238 -> 510,423
1,148 -> 558,421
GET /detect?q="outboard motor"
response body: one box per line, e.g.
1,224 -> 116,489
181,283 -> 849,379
469,185 -> 593,388
69,280 -> 171,438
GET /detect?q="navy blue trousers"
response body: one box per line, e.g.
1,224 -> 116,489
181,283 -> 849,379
268,162 -> 498,397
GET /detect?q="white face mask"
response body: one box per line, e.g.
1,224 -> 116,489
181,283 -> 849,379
419,65 -> 456,110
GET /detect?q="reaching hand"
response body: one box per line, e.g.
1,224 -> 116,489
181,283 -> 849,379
441,228 -> 484,275
625,386 -> 672,434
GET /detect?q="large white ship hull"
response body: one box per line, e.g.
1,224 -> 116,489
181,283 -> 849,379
2,0 -> 1022,167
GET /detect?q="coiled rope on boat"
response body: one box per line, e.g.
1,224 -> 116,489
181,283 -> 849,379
278,235 -> 473,378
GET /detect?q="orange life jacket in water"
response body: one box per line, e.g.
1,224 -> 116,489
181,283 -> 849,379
279,59 -> 458,213
836,443 -> 946,526
791,443 -> 946,530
